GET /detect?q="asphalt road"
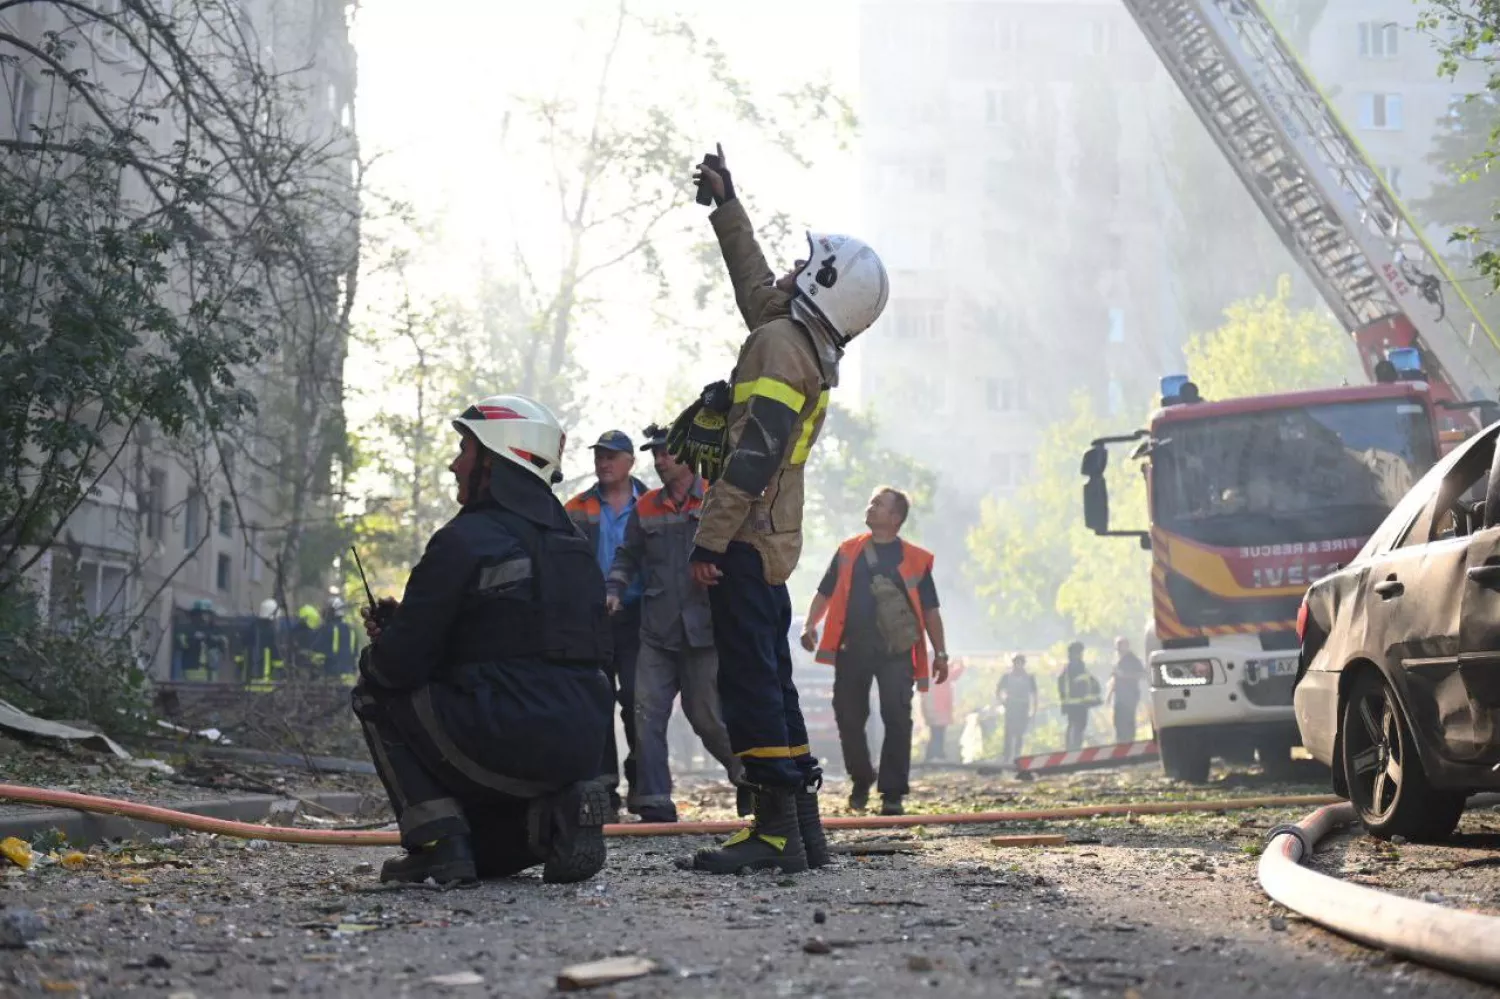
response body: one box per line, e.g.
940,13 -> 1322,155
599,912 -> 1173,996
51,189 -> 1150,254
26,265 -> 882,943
4,770 -> 1497,998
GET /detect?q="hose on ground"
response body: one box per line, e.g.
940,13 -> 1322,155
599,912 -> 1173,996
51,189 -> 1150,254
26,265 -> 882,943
0,782 -> 1338,845
1259,801 -> 1500,986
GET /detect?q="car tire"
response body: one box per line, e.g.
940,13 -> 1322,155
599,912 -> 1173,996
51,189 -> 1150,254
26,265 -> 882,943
1255,734 -> 1298,781
1159,729 -> 1211,784
1340,669 -> 1465,842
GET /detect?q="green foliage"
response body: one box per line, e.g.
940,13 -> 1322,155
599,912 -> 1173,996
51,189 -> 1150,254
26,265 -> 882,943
1182,275 -> 1362,399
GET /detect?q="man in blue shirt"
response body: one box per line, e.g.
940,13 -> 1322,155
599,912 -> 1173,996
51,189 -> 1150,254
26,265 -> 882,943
566,430 -> 649,817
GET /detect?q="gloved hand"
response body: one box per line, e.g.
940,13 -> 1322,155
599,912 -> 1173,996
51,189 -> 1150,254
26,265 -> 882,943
667,380 -> 732,483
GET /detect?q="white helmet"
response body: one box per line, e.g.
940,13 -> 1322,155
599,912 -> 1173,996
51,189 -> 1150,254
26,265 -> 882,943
258,598 -> 279,619
452,394 -> 566,485
793,232 -> 890,345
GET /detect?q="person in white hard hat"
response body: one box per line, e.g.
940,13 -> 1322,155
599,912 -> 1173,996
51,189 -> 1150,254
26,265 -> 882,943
352,393 -> 614,886
666,144 -> 890,876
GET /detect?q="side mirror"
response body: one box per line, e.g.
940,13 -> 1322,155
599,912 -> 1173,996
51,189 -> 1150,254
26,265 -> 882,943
1080,444 -> 1109,479
1083,475 -> 1109,534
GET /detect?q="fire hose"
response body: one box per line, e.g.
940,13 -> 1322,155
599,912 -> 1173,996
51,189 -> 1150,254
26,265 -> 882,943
1259,800 -> 1500,986
0,782 -> 1337,844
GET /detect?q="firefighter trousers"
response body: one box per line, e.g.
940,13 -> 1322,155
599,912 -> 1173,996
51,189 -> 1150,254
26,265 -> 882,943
630,641 -> 741,811
352,681 -> 544,878
706,542 -> 817,789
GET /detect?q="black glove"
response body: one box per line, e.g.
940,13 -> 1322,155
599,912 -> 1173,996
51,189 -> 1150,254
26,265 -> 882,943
667,381 -> 732,483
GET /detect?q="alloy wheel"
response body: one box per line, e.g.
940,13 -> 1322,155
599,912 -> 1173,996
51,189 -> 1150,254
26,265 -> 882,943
1346,686 -> 1402,821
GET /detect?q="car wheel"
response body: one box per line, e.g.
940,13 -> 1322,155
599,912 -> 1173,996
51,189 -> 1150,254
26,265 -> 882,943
1340,669 -> 1465,842
1159,729 -> 1211,784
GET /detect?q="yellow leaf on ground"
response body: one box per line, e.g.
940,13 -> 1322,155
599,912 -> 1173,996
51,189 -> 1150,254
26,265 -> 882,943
41,980 -> 80,993
60,851 -> 89,869
120,874 -> 149,886
0,837 -> 33,869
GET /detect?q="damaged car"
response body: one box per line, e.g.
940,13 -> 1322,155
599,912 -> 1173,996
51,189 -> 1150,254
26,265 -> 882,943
1295,420 -> 1500,841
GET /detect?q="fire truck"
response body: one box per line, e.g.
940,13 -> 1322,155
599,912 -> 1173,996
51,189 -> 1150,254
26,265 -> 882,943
1080,0 -> 1500,781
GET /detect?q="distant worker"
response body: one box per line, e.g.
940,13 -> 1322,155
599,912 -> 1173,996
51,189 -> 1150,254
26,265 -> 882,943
566,429 -> 650,818
294,604 -> 324,676
607,423 -> 743,823
177,599 -> 227,682
668,145 -> 888,873
801,487 -> 948,817
997,654 -> 1038,763
353,393 -> 613,885
1106,636 -> 1147,744
1057,642 -> 1102,751
322,597 -> 357,680
247,599 -> 285,691
922,657 -> 965,762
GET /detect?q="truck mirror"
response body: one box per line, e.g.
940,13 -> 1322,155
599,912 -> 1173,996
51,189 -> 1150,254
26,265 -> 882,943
1080,444 -> 1109,478
1083,475 -> 1109,534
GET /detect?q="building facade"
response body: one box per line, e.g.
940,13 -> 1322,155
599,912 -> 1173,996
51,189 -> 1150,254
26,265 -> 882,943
1,0 -> 358,677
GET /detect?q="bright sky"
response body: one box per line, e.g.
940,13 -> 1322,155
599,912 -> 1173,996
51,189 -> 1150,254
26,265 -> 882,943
348,0 -> 865,456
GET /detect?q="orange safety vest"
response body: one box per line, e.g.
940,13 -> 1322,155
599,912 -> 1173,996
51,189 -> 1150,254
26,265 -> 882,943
923,659 -> 964,726
814,533 -> 935,691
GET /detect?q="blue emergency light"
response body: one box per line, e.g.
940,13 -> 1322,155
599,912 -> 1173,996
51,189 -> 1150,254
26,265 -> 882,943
1160,374 -> 1190,399
1387,347 -> 1423,375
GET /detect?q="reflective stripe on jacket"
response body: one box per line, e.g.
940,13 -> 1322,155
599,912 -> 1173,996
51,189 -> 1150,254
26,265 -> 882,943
813,533 -> 935,690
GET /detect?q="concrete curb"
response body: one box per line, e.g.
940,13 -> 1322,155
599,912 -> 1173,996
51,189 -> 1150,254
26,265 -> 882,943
0,791 -> 380,846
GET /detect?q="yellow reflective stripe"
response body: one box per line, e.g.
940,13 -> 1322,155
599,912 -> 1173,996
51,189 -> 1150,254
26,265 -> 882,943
788,744 -> 811,757
790,390 -> 829,465
723,827 -> 753,847
733,377 -> 806,413
736,745 -> 794,759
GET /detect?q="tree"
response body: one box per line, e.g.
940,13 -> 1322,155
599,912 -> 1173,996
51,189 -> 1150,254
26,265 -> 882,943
964,281 -> 1360,645
0,1 -> 359,614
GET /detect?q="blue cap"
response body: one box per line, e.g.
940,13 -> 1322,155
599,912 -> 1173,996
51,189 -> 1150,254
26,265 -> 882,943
591,430 -> 634,453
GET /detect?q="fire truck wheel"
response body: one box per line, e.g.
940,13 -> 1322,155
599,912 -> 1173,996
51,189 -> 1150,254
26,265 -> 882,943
1159,728 -> 1211,784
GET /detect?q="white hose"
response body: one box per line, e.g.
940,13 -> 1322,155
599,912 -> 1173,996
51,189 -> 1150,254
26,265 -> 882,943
1258,801 -> 1500,985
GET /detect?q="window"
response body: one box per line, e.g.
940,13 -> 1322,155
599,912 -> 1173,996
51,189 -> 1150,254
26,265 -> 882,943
216,553 -> 232,592
1357,93 -> 1404,131
891,300 -> 946,341
95,0 -> 133,58
1381,165 -> 1402,195
76,560 -> 132,626
1108,377 -> 1125,416
985,89 -> 1021,128
985,378 -> 1024,412
184,490 -> 204,548
218,499 -> 232,537
250,473 -> 263,498
8,67 -> 36,140
990,15 -> 1017,54
248,528 -> 264,583
1108,307 -> 1126,343
1086,20 -> 1119,56
1358,21 -> 1399,59
143,468 -> 166,540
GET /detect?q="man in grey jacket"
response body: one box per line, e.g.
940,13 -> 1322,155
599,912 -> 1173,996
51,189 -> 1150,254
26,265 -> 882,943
608,424 -> 742,823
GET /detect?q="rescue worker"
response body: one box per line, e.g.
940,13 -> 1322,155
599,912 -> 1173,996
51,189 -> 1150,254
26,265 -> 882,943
997,653 -> 1038,763
801,487 -> 948,816
1058,642 -> 1102,751
606,424 -> 743,823
922,658 -> 964,762
177,600 -> 227,682
353,393 -> 614,884
322,597 -> 357,680
294,604 -> 325,676
1106,636 -> 1146,744
669,144 -> 888,873
566,430 -> 650,817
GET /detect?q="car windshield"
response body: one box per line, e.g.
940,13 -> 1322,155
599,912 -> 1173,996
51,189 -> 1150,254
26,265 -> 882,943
1151,399 -> 1437,547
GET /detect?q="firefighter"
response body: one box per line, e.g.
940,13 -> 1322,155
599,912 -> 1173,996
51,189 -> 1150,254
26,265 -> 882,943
323,597 -> 357,680
247,599 -> 285,691
606,423 -> 743,823
1057,642 -> 1103,751
294,604 -> 325,676
669,145 -> 888,873
353,393 -> 614,885
177,600 -> 227,682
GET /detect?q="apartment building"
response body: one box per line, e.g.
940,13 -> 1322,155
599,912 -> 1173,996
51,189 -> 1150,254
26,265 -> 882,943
1,1 -> 358,677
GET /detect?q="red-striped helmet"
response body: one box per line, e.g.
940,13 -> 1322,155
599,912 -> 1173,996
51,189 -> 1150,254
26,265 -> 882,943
452,394 -> 566,485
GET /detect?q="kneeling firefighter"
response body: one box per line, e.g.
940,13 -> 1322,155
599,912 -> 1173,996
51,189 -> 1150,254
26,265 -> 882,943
353,393 -> 615,884
668,145 -> 889,874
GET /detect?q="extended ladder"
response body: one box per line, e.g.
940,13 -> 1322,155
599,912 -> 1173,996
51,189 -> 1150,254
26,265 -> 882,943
1122,0 -> 1500,405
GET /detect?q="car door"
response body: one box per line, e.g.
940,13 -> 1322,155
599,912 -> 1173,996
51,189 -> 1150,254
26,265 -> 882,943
1456,429 -> 1500,764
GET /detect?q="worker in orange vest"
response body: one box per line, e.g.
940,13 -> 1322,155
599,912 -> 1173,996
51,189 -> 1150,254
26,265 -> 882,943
921,658 -> 965,762
800,487 -> 949,816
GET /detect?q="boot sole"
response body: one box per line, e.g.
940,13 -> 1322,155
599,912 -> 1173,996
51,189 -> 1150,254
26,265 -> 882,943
531,781 -> 609,884
379,859 -> 478,884
692,851 -> 810,875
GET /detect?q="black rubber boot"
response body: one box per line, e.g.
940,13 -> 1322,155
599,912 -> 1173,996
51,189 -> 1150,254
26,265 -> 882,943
735,784 -> 754,817
848,780 -> 871,812
637,803 -> 678,824
527,780 -> 609,884
379,836 -> 477,884
880,794 -> 904,817
796,770 -> 831,869
690,786 -> 808,875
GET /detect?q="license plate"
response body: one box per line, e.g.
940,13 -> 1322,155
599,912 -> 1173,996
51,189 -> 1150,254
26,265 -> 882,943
1246,657 -> 1297,682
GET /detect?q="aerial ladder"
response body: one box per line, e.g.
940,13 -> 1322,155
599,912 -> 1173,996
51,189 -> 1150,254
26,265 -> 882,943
1121,0 -> 1500,428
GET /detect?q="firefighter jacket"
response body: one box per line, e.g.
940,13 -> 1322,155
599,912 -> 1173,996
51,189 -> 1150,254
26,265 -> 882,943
363,465 -> 615,789
1058,663 -> 1103,712
689,198 -> 832,586
606,477 -> 713,652
814,533 -> 937,691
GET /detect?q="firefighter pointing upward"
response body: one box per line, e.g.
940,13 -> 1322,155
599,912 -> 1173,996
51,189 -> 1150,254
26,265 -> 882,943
670,145 -> 889,874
